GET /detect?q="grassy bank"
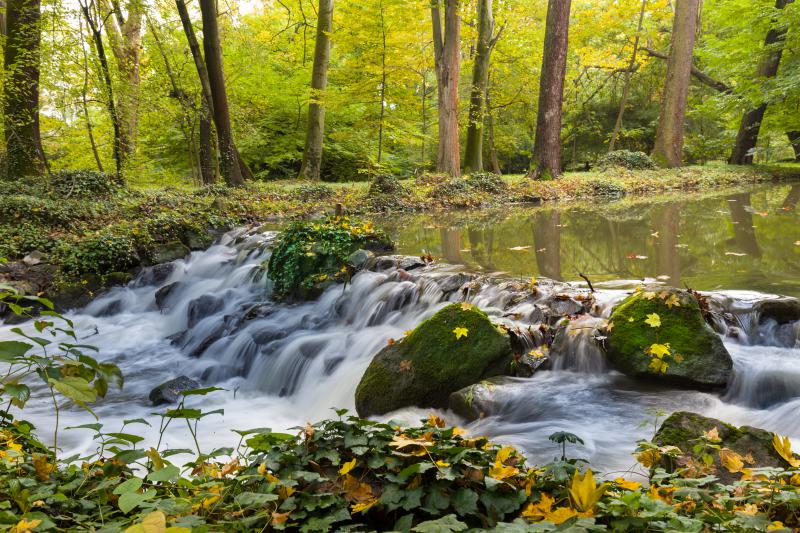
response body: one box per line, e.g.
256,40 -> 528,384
0,164 -> 797,305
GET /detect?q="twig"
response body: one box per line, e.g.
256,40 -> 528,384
579,273 -> 595,293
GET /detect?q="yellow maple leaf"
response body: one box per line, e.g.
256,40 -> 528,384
339,458 -> 357,476
636,448 -> 661,467
390,433 -> 433,450
544,507 -> 580,524
11,519 -> 42,533
399,359 -> 413,372
453,327 -> 469,340
648,358 -> 669,374
351,498 -> 378,513
520,492 -> 554,520
772,435 -> 800,467
568,469 -> 606,513
271,511 -> 290,525
664,294 -> 681,308
648,343 -> 671,359
644,313 -> 661,328
613,477 -> 642,491
642,292 -> 657,300
489,460 -> 519,480
767,522 -> 785,531
719,448 -> 744,473
460,302 -> 474,311
427,414 -> 445,428
704,427 -> 721,441
737,503 -> 759,516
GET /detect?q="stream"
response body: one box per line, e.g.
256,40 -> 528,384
2,184 -> 799,479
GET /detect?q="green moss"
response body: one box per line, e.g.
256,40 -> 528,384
355,303 -> 513,416
605,289 -> 733,388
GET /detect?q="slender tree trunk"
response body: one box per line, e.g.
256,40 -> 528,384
608,0 -> 647,152
651,0 -> 700,168
199,103 -> 215,185
529,0 -> 571,179
377,0 -> 387,164
787,131 -> 800,162
199,0 -> 243,186
299,0 -> 334,181
432,0 -> 461,177
3,0 -> 45,178
81,0 -> 123,178
420,76 -> 428,165
98,0 -> 142,163
729,0 -> 794,165
487,99 -> 502,174
78,17 -> 103,173
464,0 -> 500,173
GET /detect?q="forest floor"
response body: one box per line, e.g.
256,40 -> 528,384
1,163 -> 798,310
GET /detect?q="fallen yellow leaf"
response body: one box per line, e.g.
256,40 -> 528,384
339,458 -> 357,476
453,326 -> 469,340
644,313 -> 661,328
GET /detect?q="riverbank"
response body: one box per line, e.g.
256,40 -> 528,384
1,164 -> 798,310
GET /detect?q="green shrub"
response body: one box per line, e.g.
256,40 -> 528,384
586,178 -> 627,198
267,216 -> 393,298
367,173 -> 409,197
0,222 -> 57,259
466,172 -> 508,193
597,150 -> 656,170
49,169 -> 123,198
58,229 -> 144,276
294,183 -> 335,201
0,195 -> 74,226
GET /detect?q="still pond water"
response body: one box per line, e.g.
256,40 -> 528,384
385,183 -> 800,296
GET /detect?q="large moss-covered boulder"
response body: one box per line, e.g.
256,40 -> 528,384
605,289 -> 733,389
653,411 -> 795,484
355,303 -> 514,417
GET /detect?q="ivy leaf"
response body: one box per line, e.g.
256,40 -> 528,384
235,492 -> 278,507
412,515 -> 468,532
452,327 -> 469,340
451,488 -> 478,515
644,313 -> 661,328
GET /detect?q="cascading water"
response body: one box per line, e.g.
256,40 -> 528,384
2,225 -> 799,478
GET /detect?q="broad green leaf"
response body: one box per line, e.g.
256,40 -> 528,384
113,477 -> 143,495
0,340 -> 33,361
49,376 -> 97,404
147,464 -> 180,483
234,491 -> 279,506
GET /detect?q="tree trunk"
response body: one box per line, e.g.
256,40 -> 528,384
199,103 -> 216,185
608,0 -> 646,153
3,0 -> 45,178
98,0 -> 142,163
432,0 -> 461,177
729,0 -> 794,165
199,0 -> 243,186
787,131 -> 800,162
78,17 -> 103,173
651,0 -> 700,168
487,100 -> 502,174
299,0 -> 334,181
377,0 -> 387,164
529,0 -> 571,179
81,0 -> 123,178
464,0 -> 499,173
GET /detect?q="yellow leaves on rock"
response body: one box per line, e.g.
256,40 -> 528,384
568,469 -> 607,513
719,448 -> 744,473
642,292 -> 657,300
613,477 -> 642,491
339,458 -> 357,476
772,435 -> 800,467
644,313 -> 661,328
426,414 -> 445,428
398,359 -> 413,372
453,327 -> 469,340
648,343 -> 671,359
703,427 -> 721,442
663,294 -> 681,309
648,358 -> 669,374
520,493 -> 578,524
460,302 -> 474,311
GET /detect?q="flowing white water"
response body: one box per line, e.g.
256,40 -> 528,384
2,227 -> 799,477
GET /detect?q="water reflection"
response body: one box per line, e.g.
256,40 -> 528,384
384,184 -> 800,296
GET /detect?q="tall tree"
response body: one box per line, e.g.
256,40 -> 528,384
3,0 -> 46,178
463,0 -> 502,173
651,0 -> 700,167
98,0 -> 143,162
299,0 -> 334,181
608,0 -> 647,153
432,0 -> 461,177
198,0 -> 243,186
529,0 -> 571,179
729,0 -> 794,165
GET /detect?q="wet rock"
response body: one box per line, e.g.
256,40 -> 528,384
135,263 -> 176,287
449,376 -> 514,422
187,294 -> 224,328
155,282 -> 182,310
513,350 -> 552,378
369,255 -> 426,272
548,295 -> 587,317
347,249 -> 374,270
148,376 -> 199,405
152,241 -> 191,264
183,229 -> 212,250
22,250 -> 46,266
654,411 -> 797,484
355,303 -> 513,417
605,289 -> 733,389
433,272 -> 473,293
755,297 -> 800,325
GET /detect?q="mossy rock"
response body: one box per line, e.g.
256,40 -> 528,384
654,411 -> 794,484
605,289 -> 733,389
355,303 -> 513,417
